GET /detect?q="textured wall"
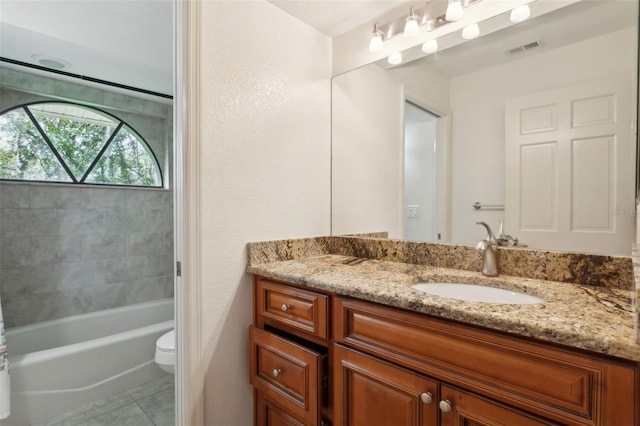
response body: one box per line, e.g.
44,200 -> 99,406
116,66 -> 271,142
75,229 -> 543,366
199,1 -> 331,424
0,71 -> 174,328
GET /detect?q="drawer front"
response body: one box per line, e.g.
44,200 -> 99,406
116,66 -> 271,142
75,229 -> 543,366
249,326 -> 323,425
255,392 -> 306,426
256,278 -> 329,340
334,298 -> 603,425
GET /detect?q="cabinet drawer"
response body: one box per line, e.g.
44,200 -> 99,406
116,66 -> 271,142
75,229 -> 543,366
256,277 -> 329,340
255,394 -> 332,426
249,326 -> 325,425
255,392 -> 306,426
334,297 -> 611,425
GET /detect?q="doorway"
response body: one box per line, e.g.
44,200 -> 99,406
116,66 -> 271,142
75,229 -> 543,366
403,101 -> 440,242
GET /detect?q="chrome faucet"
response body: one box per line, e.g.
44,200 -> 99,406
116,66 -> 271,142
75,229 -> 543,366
476,222 -> 498,276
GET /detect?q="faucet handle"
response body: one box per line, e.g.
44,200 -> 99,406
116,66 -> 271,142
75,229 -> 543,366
497,220 -> 506,240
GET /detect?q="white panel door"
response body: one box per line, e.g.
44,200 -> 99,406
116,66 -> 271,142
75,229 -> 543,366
505,79 -> 635,255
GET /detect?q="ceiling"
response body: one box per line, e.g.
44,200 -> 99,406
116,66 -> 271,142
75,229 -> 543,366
0,0 -> 173,96
269,0 -> 409,37
0,1 -> 634,96
0,0 -> 397,97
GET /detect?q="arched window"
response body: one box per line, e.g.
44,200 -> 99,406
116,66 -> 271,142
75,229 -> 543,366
0,102 -> 163,187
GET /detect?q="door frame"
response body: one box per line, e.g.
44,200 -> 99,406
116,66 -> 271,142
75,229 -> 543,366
174,0 -> 204,425
403,92 -> 452,243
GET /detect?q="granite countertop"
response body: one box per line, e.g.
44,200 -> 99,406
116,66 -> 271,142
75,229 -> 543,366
247,238 -> 639,362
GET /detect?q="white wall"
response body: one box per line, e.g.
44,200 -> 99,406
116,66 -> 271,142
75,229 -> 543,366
199,1 -> 331,425
332,64 -> 404,237
389,60 -> 451,113
450,27 -> 637,245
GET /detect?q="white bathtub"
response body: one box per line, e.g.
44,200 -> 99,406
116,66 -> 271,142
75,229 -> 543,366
3,299 -> 173,426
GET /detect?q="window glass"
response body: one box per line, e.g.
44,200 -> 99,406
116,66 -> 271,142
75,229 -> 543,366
0,102 -> 162,187
0,108 -> 73,182
84,125 -> 162,186
29,103 -> 118,180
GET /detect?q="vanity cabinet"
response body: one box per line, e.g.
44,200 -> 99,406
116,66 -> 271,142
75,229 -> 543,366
249,275 -> 639,426
332,344 -> 555,426
333,297 -> 637,426
249,277 -> 331,426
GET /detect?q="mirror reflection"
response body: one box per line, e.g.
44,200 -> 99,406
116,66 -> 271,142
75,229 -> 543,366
331,0 -> 638,256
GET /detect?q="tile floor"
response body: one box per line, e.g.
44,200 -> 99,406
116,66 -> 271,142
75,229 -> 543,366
33,375 -> 175,426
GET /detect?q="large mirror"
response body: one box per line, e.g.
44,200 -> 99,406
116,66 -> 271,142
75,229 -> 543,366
332,0 -> 638,256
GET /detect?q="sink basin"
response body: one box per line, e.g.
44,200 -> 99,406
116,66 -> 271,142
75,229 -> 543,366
411,283 -> 544,305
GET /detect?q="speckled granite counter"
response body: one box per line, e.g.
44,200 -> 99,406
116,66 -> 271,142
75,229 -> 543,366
247,236 -> 640,361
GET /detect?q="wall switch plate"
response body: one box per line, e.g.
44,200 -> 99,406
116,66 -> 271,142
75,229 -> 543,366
407,205 -> 419,218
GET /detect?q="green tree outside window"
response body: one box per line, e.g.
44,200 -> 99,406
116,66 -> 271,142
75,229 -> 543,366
0,102 -> 162,187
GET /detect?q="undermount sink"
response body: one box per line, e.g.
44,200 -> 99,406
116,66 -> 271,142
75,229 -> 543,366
411,283 -> 544,305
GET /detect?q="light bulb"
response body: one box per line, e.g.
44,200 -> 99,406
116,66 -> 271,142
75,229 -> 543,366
445,0 -> 463,21
369,34 -> 383,52
404,7 -> 420,37
404,19 -> 419,37
369,24 -> 384,52
462,23 -> 480,40
388,52 -> 402,65
510,4 -> 531,23
422,39 -> 438,54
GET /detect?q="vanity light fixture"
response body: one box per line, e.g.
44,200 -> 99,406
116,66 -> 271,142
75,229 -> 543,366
510,4 -> 531,23
445,0 -> 464,21
462,23 -> 480,39
369,23 -> 384,52
367,0 -> 483,57
388,52 -> 403,65
422,39 -> 438,54
404,6 -> 420,37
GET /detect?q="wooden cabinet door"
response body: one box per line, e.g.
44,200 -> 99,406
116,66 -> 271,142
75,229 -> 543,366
438,385 -> 559,426
333,344 -> 438,426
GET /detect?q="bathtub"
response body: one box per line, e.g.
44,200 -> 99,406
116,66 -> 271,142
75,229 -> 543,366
3,298 -> 173,426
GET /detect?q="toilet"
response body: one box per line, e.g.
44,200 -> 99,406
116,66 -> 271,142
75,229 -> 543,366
155,329 -> 175,374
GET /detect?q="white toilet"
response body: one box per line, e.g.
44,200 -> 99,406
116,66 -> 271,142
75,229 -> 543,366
155,329 -> 175,374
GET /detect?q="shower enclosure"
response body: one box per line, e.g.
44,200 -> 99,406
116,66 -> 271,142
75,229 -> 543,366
0,67 -> 175,425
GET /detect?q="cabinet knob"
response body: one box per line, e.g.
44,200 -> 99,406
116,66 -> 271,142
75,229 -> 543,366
419,392 -> 433,404
272,368 -> 282,378
281,304 -> 290,312
439,400 -> 452,413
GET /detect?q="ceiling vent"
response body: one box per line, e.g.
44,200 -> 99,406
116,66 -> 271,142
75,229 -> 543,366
506,40 -> 544,56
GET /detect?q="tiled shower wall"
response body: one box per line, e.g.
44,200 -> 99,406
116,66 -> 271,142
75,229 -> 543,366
0,68 -> 173,328
0,184 -> 173,327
